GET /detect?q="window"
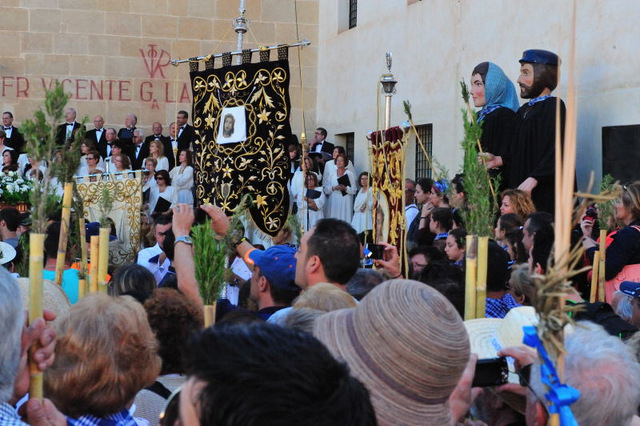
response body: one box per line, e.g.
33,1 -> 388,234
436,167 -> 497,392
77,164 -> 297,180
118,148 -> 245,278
335,132 -> 355,163
602,124 -> 640,184
345,132 -> 354,161
414,124 -> 433,180
349,0 -> 357,29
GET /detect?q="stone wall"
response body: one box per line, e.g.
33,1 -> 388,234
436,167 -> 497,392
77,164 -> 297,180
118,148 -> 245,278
0,0 -> 318,137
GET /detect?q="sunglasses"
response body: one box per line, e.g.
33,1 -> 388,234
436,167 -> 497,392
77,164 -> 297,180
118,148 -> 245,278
156,176 -> 165,180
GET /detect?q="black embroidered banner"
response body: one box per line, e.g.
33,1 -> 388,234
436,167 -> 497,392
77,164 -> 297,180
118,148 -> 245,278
190,58 -> 292,236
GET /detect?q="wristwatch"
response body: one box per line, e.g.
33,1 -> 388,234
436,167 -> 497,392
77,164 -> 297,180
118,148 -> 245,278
174,235 -> 193,246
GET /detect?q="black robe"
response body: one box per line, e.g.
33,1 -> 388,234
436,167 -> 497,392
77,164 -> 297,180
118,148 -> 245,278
508,97 -> 566,214
480,106 -> 517,192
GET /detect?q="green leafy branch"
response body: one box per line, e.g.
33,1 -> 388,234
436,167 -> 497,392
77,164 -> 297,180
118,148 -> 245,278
459,81 -> 498,236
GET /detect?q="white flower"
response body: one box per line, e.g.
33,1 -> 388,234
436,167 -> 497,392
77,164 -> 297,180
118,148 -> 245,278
15,178 -> 24,184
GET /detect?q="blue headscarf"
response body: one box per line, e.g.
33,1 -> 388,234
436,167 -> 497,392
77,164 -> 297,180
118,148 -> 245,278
477,62 -> 520,121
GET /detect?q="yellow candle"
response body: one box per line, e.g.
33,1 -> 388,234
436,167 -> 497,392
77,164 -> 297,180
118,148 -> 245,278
98,227 -> 110,293
598,229 -> 607,302
204,303 -> 216,328
89,235 -> 99,293
54,182 -> 73,286
28,232 -> 45,399
475,236 -> 488,319
464,235 -> 477,320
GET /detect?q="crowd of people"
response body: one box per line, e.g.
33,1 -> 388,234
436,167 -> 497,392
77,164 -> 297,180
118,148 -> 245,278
3,48 -> 640,425
0,109 -> 196,219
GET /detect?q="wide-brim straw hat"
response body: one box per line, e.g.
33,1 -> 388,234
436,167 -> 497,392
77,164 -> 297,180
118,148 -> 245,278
314,279 -> 470,426
0,241 -> 16,265
464,306 -> 538,383
18,277 -> 71,324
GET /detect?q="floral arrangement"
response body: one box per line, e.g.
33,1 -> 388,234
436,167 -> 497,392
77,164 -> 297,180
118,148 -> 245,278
0,171 -> 34,205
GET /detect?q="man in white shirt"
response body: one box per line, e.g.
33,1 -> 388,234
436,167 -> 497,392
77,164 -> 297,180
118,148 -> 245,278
137,214 -> 172,285
404,179 -> 419,226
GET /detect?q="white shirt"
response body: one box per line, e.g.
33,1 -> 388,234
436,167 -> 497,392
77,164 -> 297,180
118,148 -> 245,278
405,203 -> 419,226
137,243 -> 163,266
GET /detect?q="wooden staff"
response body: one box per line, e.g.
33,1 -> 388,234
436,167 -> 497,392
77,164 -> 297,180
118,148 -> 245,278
299,132 -> 308,234
589,251 -> 600,303
547,3 -> 577,424
54,182 -> 73,286
28,232 -> 45,399
89,235 -> 99,293
98,227 -> 109,293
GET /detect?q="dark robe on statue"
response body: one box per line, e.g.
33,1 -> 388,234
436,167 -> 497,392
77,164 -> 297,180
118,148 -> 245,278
480,107 -> 517,192
508,97 -> 565,214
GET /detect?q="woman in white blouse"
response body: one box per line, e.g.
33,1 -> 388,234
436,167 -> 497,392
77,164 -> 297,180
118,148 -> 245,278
77,139 -> 105,174
169,149 -> 194,205
351,172 -> 374,235
148,140 -> 169,172
323,154 -> 356,223
148,169 -> 174,214
142,157 -> 158,193
296,172 -> 325,231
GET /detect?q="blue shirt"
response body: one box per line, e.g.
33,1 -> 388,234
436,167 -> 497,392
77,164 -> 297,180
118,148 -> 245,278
486,293 -> 521,319
43,269 -> 79,304
67,408 -> 138,426
0,402 -> 28,426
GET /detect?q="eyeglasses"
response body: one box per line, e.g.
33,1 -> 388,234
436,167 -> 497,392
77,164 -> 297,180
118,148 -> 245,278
156,176 -> 165,180
158,385 -> 183,426
86,157 -> 96,160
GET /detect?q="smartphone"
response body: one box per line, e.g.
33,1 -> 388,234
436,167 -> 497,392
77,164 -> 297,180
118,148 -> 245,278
472,357 -> 509,387
364,243 -> 385,260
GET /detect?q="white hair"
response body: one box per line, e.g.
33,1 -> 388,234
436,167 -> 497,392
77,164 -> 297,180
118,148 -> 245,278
531,321 -> 640,426
614,290 -> 634,322
0,268 -> 24,402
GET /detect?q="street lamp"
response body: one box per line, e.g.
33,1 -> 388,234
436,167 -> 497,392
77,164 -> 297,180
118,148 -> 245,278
380,52 -> 397,129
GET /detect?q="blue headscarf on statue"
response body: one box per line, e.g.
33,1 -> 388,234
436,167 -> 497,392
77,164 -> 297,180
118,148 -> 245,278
477,62 -> 520,122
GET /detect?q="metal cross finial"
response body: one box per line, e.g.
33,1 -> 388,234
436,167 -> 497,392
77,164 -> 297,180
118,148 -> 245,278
386,52 -> 392,72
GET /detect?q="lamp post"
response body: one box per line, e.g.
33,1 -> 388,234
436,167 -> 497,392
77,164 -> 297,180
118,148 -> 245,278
234,0 -> 248,65
380,52 -> 398,130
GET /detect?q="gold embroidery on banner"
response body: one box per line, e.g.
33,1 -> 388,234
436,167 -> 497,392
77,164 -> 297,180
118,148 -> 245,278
76,171 -> 143,267
193,64 -> 290,236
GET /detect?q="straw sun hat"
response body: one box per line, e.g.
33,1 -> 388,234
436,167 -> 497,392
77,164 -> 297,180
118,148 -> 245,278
313,279 -> 470,426
17,277 -> 71,324
464,306 -> 538,384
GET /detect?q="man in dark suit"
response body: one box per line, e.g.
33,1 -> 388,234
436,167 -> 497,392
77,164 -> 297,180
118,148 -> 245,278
145,121 -> 174,169
97,128 -> 118,160
309,127 -> 334,173
128,128 -> 150,170
117,113 -> 137,145
2,111 -> 25,153
85,115 -> 107,149
176,110 -> 195,152
55,108 -> 85,146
